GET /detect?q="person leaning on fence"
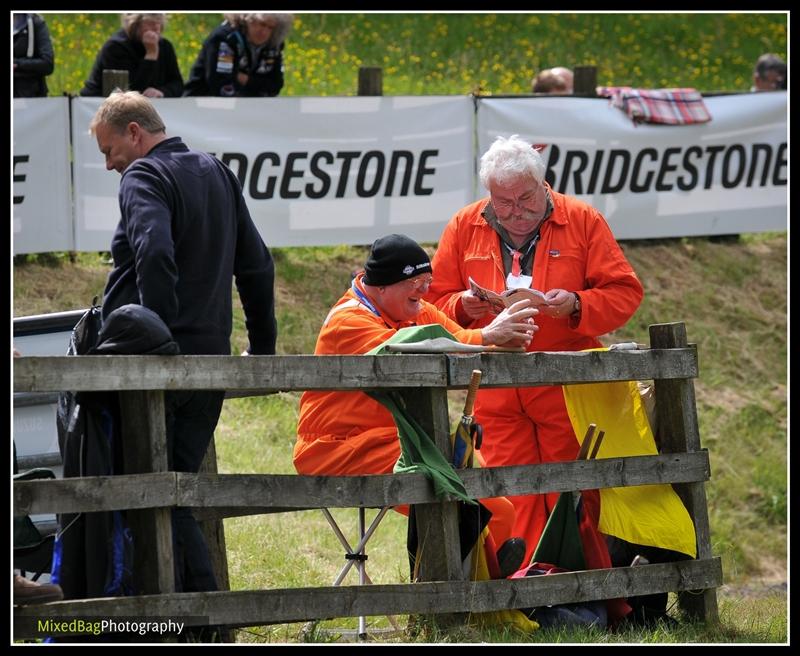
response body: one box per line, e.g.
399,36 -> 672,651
80,13 -> 183,98
183,13 -> 293,97
751,53 -> 787,91
423,135 -> 644,573
13,13 -> 54,98
88,90 -> 277,600
531,66 -> 573,94
294,234 -> 538,577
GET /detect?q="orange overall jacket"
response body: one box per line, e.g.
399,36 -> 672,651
294,274 -> 516,547
295,273 -> 482,476
425,189 -> 644,351
424,189 -> 644,565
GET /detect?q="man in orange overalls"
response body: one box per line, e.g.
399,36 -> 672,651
294,234 -> 538,576
424,135 -> 644,569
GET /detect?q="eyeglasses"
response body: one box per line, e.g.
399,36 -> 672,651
403,274 -> 433,292
492,185 -> 545,215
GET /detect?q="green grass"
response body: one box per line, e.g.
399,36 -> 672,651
41,12 -> 787,97
228,590 -> 788,643
14,235 -> 785,643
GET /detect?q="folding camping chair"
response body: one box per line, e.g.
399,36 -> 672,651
303,506 -> 402,642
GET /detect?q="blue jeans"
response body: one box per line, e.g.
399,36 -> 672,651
165,390 -> 225,593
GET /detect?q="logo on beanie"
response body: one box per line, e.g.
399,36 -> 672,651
403,265 -> 415,276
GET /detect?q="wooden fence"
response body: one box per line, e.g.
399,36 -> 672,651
13,322 -> 721,640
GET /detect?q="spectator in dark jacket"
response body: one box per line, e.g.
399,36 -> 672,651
80,13 -> 183,98
184,13 -> 293,97
13,13 -> 54,98
89,90 -> 278,595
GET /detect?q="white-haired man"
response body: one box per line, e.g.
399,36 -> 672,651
425,135 -> 644,589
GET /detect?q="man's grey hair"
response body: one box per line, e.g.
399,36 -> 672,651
479,135 -> 546,189
89,90 -> 166,135
121,13 -> 167,39
227,13 -> 294,46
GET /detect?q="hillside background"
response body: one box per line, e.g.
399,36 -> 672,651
14,12 -> 787,643
40,12 -> 787,96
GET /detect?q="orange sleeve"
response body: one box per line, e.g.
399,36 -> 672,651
418,302 -> 483,345
571,209 -> 644,337
426,212 -> 471,324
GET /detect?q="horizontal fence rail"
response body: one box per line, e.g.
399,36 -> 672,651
14,348 -> 697,392
13,558 -> 722,639
14,452 -> 710,517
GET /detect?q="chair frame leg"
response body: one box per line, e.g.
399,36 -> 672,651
316,507 -> 401,640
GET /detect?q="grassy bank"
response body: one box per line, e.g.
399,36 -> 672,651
12,233 -> 787,642
41,12 -> 787,97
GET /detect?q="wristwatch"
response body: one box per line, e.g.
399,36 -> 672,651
572,292 -> 581,315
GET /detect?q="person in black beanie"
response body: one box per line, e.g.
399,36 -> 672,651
294,233 -> 538,578
363,232 -> 433,284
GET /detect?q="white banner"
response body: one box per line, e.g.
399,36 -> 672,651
71,96 -> 473,250
476,93 -> 787,239
13,94 -> 787,254
12,98 -> 73,254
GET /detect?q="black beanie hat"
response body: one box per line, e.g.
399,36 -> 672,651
363,234 -> 432,287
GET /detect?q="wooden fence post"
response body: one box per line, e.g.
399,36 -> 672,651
573,65 -> 597,97
399,386 -> 464,629
358,66 -> 383,96
119,391 -> 175,596
649,322 -> 719,623
102,69 -> 130,96
199,437 -> 234,642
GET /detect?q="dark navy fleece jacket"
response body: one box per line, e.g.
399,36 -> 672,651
102,136 -> 277,356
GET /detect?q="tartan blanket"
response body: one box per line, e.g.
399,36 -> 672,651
597,86 -> 712,125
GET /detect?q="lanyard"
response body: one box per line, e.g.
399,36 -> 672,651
351,278 -> 381,318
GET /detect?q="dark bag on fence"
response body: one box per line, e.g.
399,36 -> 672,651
53,303 -> 180,601
53,300 -> 137,600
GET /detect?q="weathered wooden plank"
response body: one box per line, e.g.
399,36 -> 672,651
15,452 -> 710,515
13,355 -> 448,392
183,453 -> 709,512
13,558 -> 722,637
198,438 -> 230,596
461,451 -> 710,499
120,391 -> 168,473
399,387 -> 463,588
198,437 -> 234,642
120,391 -> 174,595
14,350 -> 695,393
447,348 -> 697,387
649,322 -> 718,623
14,472 -> 177,515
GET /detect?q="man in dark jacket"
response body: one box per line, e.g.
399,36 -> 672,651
183,13 -> 293,97
13,13 -> 54,97
89,90 -> 278,594
80,13 -> 183,98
